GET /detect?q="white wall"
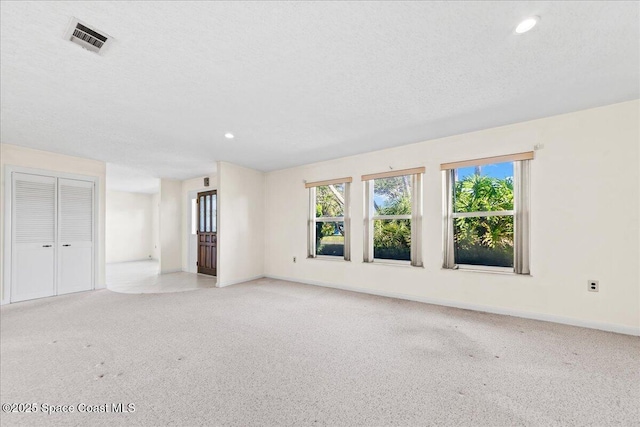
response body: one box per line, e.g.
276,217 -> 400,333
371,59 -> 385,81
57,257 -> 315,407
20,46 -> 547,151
159,179 -> 182,273
1,102 -> 637,335
106,190 -> 154,263
181,174 -> 217,272
0,143 -> 107,300
264,101 -> 640,334
217,162 -> 265,287
151,192 -> 160,261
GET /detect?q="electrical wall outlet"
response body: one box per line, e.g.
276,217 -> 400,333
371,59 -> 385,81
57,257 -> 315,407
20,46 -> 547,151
588,280 -> 599,292
293,256 -> 297,263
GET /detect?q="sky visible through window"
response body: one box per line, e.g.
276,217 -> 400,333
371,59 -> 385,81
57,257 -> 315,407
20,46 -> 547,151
456,162 -> 513,180
373,176 -> 411,211
374,194 -> 387,208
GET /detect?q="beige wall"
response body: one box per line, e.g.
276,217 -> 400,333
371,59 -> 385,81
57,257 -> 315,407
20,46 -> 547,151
264,100 -> 640,334
0,143 -> 107,300
181,174 -> 217,271
2,101 -> 638,335
106,190 -> 155,263
159,179 -> 182,273
217,162 -> 265,287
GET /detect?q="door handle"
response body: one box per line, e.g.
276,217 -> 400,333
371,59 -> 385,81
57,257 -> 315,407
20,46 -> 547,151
62,244 -> 71,247
42,245 -> 52,248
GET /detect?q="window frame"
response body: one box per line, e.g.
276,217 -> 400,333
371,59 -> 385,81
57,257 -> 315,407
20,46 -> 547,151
442,152 -> 532,274
362,168 -> 424,267
307,179 -> 351,261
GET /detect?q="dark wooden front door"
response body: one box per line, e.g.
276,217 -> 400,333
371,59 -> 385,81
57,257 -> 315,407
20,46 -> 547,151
197,190 -> 217,276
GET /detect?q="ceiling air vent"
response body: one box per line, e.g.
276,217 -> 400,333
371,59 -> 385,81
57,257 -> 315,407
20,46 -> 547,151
64,18 -> 112,55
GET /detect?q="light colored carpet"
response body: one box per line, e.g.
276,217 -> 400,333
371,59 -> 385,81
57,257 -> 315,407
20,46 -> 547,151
1,278 -> 638,426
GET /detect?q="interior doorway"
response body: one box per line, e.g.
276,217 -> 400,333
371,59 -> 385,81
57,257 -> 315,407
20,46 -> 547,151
196,190 -> 217,276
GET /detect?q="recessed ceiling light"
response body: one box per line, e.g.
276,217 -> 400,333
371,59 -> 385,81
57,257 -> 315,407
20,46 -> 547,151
515,16 -> 540,34
224,133 -> 234,139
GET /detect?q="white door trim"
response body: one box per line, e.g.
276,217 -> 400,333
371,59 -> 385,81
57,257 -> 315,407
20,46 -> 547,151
2,165 -> 100,305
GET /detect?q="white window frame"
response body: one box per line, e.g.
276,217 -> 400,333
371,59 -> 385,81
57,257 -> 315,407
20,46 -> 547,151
307,179 -> 351,261
362,168 -> 423,267
442,153 -> 531,274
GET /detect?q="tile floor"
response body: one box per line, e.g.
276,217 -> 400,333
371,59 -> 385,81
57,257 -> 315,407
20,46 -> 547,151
106,260 -> 216,294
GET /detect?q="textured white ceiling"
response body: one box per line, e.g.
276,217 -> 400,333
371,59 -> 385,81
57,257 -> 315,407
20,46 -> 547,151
1,2 -> 638,179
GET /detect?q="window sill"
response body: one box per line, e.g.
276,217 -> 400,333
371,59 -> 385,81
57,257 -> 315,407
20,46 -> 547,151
364,260 -> 422,268
308,256 -> 350,262
442,265 -> 531,277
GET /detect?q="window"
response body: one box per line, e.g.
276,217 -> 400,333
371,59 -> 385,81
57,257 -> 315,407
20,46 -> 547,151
363,167 -> 424,266
442,152 -> 532,274
307,178 -> 352,260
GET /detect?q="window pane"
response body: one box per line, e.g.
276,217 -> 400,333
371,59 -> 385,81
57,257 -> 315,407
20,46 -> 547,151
454,162 -> 513,213
454,215 -> 514,267
211,194 -> 217,232
373,219 -> 411,261
316,184 -> 344,218
315,221 -> 344,256
199,196 -> 205,232
191,199 -> 197,235
374,176 -> 411,215
205,195 -> 211,232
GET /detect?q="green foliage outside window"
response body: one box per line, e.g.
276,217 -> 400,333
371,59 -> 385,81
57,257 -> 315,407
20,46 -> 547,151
316,185 -> 345,256
312,173 -> 515,265
373,177 -> 411,260
454,174 -> 514,267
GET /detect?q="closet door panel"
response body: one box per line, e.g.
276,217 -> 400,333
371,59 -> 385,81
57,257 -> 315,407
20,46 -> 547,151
11,173 -> 56,302
57,178 -> 94,295
13,245 -> 56,302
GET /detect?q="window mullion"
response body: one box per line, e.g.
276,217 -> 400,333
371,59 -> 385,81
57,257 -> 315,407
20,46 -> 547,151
452,210 -> 514,218
315,217 -> 344,222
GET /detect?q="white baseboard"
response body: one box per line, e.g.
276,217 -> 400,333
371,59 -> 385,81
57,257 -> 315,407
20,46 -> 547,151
264,274 -> 640,336
160,268 -> 182,275
106,258 -> 158,265
218,275 -> 265,288
1,285 -> 105,305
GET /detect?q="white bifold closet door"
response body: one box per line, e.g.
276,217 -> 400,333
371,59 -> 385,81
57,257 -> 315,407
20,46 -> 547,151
57,178 -> 94,295
11,173 -> 57,302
